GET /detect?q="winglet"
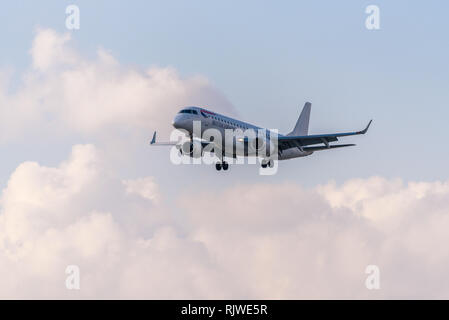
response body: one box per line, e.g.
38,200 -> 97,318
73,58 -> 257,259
150,131 -> 157,144
359,120 -> 372,134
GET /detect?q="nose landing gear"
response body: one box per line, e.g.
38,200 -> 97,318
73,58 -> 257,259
215,161 -> 229,171
216,150 -> 229,172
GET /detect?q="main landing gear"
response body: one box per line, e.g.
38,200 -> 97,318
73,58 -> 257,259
261,159 -> 274,168
215,161 -> 229,171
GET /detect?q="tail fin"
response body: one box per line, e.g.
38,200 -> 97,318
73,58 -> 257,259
287,102 -> 311,136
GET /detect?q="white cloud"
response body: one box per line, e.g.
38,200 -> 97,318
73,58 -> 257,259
123,177 -> 160,204
30,28 -> 78,71
0,28 -> 235,142
1,28 -> 449,299
1,145 -> 449,298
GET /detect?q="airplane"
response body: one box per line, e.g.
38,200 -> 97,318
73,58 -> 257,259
150,102 -> 372,171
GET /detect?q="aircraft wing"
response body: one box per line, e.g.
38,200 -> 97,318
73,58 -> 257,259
149,131 -> 177,146
149,131 -> 213,149
278,120 -> 372,150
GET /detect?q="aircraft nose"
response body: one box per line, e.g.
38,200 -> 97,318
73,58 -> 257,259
172,115 -> 182,129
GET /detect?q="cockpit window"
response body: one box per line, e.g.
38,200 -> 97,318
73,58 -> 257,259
179,109 -> 198,115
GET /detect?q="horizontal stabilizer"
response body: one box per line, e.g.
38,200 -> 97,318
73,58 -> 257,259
303,144 -> 356,152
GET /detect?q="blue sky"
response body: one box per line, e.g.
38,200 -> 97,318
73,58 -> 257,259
1,1 -> 449,189
2,0 -> 449,299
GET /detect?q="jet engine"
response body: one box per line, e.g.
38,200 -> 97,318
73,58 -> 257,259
178,140 -> 203,158
244,135 -> 276,157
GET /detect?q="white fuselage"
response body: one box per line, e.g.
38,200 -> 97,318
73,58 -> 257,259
172,106 -> 312,160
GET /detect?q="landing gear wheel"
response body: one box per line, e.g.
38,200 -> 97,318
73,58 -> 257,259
215,163 -> 222,171
222,162 -> 229,171
261,159 -> 273,168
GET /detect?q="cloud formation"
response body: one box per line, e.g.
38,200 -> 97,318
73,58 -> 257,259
0,28 -> 448,299
0,28 -> 235,142
1,144 -> 449,298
